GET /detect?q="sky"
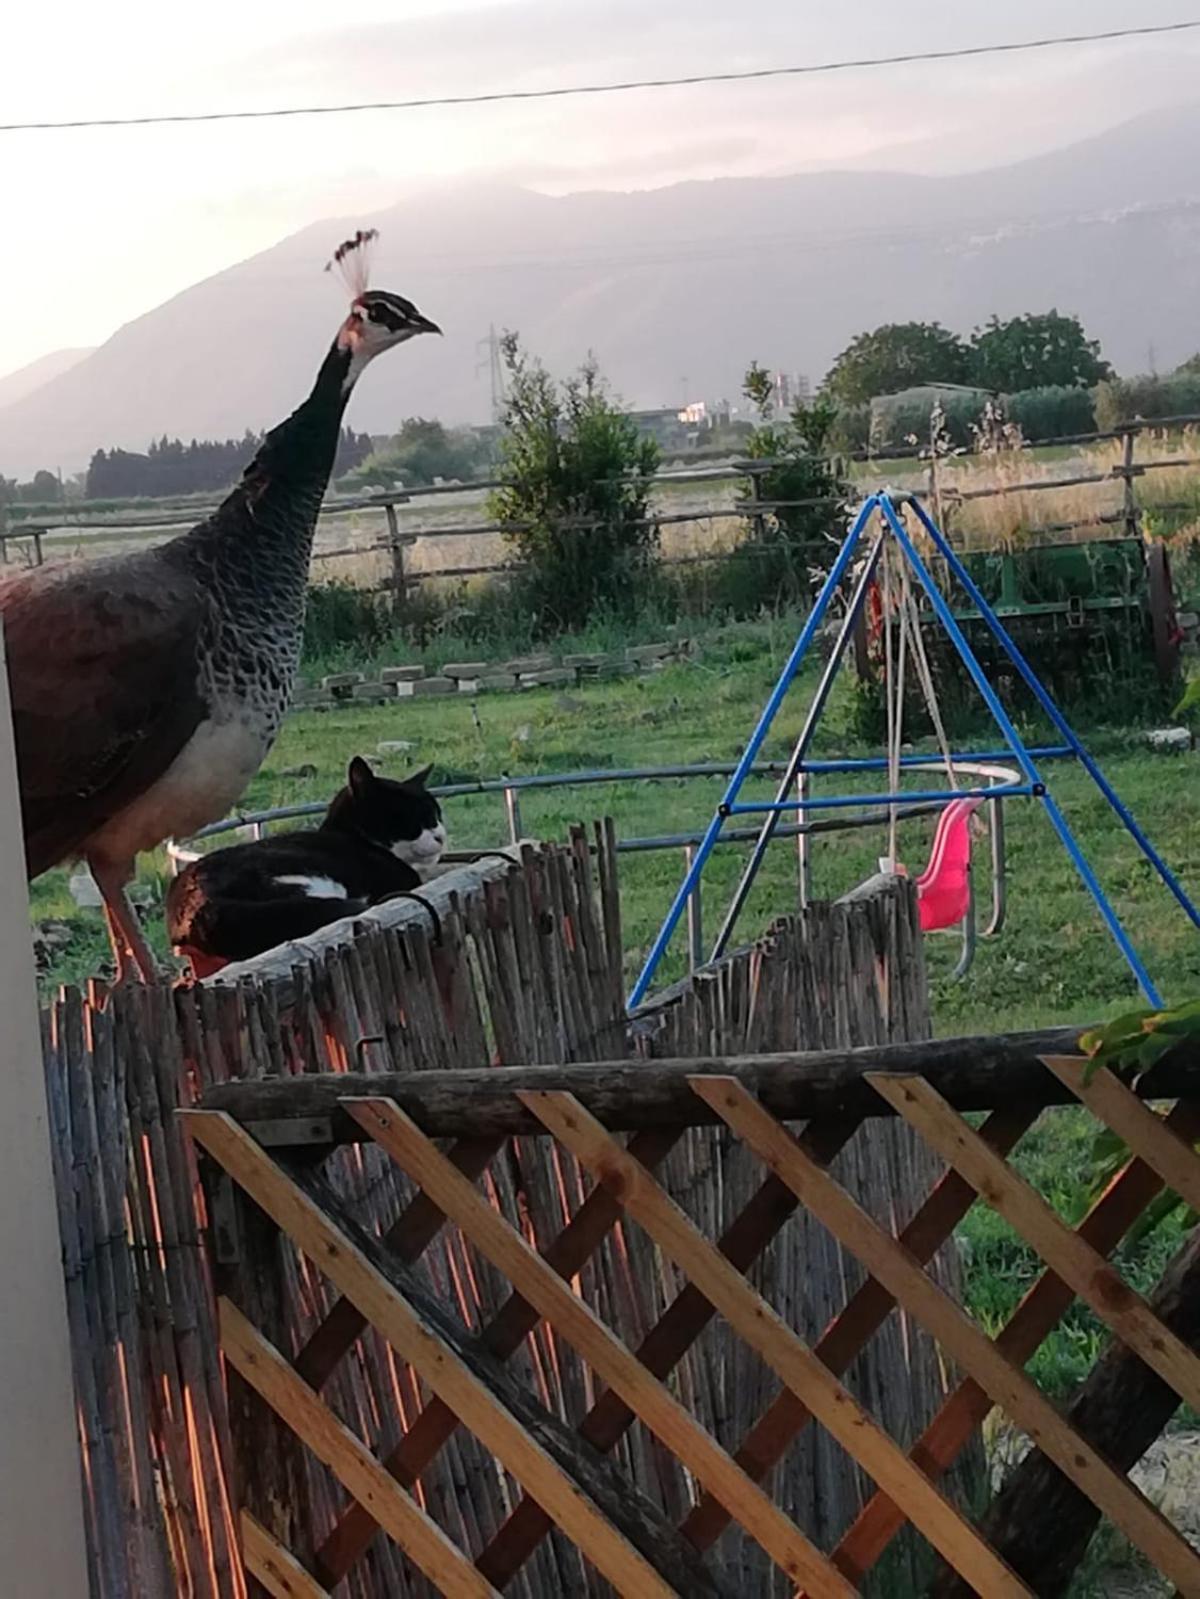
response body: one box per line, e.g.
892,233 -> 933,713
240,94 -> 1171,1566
2,0 -> 1200,378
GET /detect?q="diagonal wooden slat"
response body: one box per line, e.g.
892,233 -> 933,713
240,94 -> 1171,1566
345,1096 -> 852,1599
524,1089 -> 1032,1599
240,1511 -> 331,1599
680,1105 -> 1036,1552
834,1096 -> 1200,1584
185,1111 -> 679,1599
869,1073 -> 1200,1414
222,1300 -> 498,1597
694,1076 -> 1200,1597
316,1125 -> 683,1583
477,1117 -> 861,1590
1040,1055 -> 1200,1216
295,1135 -> 502,1390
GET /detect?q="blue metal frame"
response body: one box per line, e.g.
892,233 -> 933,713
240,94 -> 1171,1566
628,490 -> 1196,1010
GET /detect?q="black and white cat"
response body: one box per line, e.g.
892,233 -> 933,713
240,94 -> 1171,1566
167,757 -> 446,974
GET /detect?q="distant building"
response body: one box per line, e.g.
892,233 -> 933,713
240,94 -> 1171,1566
629,407 -> 692,451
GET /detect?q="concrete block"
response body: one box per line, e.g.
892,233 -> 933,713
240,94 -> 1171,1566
503,653 -> 556,676
381,664 -> 425,684
521,668 -> 575,689
625,643 -> 674,663
442,661 -> 490,680
412,676 -> 457,697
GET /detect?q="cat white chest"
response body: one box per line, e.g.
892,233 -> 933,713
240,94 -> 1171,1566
85,714 -> 269,864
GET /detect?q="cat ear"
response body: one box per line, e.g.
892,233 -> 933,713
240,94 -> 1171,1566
348,756 -> 374,794
407,764 -> 434,789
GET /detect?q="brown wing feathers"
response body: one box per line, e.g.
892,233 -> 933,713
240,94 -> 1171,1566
0,555 -> 207,877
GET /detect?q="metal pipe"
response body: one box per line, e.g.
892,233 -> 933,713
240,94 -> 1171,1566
728,783 -> 1034,814
950,868 -> 977,983
796,772 -> 811,908
503,783 -> 523,845
627,494 -> 879,1008
683,845 -> 703,972
984,793 -> 1007,938
711,527 -> 886,960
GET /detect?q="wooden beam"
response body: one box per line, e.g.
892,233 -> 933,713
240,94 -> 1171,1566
191,1024 -> 1200,1143
1040,1055 -> 1200,1216
294,1135 -> 502,1390
316,1126 -> 682,1583
679,1105 -> 1036,1553
695,1077 -> 1200,1596
344,1097 -> 848,1598
835,1096 -> 1200,1583
525,1090 -> 1030,1599
869,1074 -> 1200,1414
222,1299 -> 498,1597
240,1513 -> 331,1599
185,1111 -> 680,1599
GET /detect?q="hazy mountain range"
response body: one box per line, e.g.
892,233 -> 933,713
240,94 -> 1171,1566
4,101 -> 1200,477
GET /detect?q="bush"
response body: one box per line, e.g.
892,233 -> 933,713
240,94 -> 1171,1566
488,335 -> 660,634
1095,372 -> 1200,430
341,418 -> 490,490
732,362 -> 850,612
1006,385 -> 1096,442
868,387 -> 988,452
302,581 -> 393,665
827,403 -> 872,456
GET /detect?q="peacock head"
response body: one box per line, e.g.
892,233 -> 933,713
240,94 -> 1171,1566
328,230 -> 440,389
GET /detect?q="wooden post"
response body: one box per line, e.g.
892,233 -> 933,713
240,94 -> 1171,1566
0,620 -> 92,1596
1121,426 -> 1140,538
384,501 -> 407,617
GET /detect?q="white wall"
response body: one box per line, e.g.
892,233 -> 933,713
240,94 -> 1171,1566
0,622 -> 90,1595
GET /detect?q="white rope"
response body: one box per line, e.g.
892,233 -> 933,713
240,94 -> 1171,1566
901,565 -> 958,790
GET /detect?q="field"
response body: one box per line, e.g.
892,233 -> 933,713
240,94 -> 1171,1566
26,619 -> 1200,1592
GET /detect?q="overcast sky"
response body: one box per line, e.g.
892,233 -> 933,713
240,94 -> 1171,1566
2,0 -> 1199,377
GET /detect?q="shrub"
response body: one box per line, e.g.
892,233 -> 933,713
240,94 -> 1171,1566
734,362 -> 850,611
1007,385 -> 1096,441
302,580 -> 393,665
488,335 -> 660,634
1095,373 -> 1200,431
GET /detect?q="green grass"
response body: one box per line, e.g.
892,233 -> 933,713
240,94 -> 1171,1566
32,618 -> 1199,1021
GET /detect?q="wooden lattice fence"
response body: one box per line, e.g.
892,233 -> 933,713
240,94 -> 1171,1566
193,1047 -> 1200,1598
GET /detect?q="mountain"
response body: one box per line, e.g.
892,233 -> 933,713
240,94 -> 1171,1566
0,348 -> 94,414
4,102 -> 1200,476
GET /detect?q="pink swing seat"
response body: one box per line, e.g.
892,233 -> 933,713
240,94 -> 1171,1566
913,795 -> 984,932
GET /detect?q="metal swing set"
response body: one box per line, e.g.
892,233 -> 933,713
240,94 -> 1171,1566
628,491 -> 1200,1011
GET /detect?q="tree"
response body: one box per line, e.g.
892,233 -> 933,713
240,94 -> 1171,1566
731,361 -> 849,610
488,334 -> 659,633
969,311 -> 1111,392
823,323 -> 970,404
342,418 -> 488,489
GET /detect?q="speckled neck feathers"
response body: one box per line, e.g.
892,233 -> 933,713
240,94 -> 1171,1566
163,338 -> 355,739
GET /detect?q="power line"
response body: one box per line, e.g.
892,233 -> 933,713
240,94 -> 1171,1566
3,19 -> 1199,134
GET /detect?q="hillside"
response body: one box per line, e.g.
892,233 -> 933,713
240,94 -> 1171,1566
4,101 -> 1200,475
0,348 -> 94,414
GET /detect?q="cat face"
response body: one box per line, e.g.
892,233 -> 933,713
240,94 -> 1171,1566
346,757 -> 447,873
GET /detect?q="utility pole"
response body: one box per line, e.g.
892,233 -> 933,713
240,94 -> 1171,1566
476,325 -> 508,424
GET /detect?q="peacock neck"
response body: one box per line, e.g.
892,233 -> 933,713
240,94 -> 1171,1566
173,338 -> 355,585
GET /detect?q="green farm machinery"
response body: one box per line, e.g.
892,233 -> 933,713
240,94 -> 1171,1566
856,533 -> 1183,724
